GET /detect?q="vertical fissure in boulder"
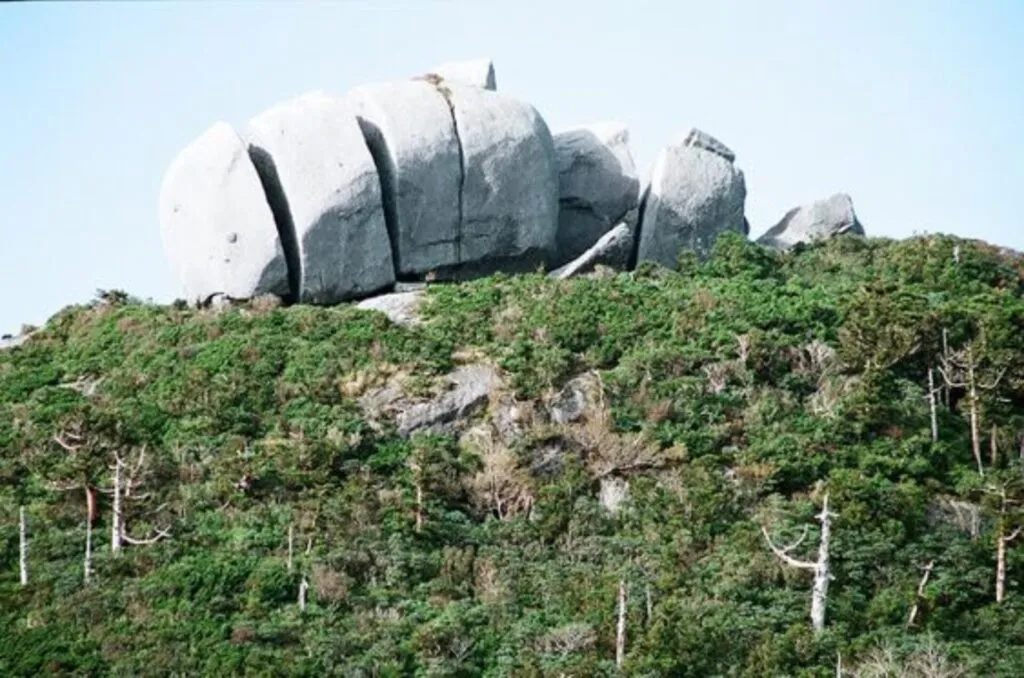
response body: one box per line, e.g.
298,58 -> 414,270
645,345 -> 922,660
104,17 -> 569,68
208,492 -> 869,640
431,77 -> 466,276
248,144 -> 300,303
355,117 -> 402,275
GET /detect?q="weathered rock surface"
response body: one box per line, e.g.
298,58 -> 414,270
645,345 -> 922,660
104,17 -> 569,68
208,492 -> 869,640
396,365 -> 501,436
0,333 -> 28,351
757,193 -> 865,250
347,81 -> 463,277
550,217 -> 635,279
355,290 -> 425,327
553,123 -> 639,267
442,84 -> 559,279
599,476 -> 630,514
635,128 -> 746,267
247,91 -> 394,304
159,122 -> 290,304
680,127 -> 736,163
426,58 -> 497,90
546,373 -> 599,425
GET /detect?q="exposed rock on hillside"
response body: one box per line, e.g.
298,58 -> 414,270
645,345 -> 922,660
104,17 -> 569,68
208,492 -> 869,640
758,193 -> 866,250
553,122 -> 639,267
425,58 -> 497,90
635,128 -> 747,267
158,122 -> 290,303
247,91 -> 394,303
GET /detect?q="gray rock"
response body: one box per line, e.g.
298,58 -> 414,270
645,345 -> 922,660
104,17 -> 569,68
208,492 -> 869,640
355,290 -> 425,327
0,334 -> 28,351
158,122 -> 290,303
599,476 -> 630,514
680,127 -> 736,163
553,122 -> 639,267
547,374 -> 597,425
757,193 -> 865,250
347,81 -> 463,277
397,364 -> 501,437
441,84 -> 559,279
550,218 -> 635,280
493,396 -> 528,444
425,58 -> 497,90
635,128 -> 746,267
247,91 -> 395,303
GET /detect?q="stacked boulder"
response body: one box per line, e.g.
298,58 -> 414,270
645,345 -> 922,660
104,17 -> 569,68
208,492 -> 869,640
158,59 -> 866,309
635,128 -> 747,268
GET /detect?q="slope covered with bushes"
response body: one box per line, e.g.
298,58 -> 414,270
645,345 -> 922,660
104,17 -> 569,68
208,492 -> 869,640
4,234 -> 1024,676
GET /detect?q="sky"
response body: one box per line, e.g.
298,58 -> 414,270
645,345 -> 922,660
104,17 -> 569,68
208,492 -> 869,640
1,1 -> 1023,335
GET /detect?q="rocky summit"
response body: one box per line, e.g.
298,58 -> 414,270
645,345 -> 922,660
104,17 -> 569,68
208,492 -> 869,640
158,59 -> 867,306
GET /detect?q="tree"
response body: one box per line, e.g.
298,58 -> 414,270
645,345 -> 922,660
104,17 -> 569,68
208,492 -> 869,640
761,494 -> 835,633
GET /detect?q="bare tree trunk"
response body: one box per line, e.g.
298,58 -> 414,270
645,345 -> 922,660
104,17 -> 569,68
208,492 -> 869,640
997,526 -> 1021,603
810,496 -> 833,633
762,494 -> 835,633
287,524 -> 294,572
84,518 -> 93,583
616,579 -> 627,670
968,357 -> 985,476
991,425 -> 999,468
111,455 -> 124,553
907,560 -> 934,627
645,582 -> 653,626
942,329 -> 950,407
928,368 -> 939,443
415,481 -> 424,533
19,506 -> 28,586
299,576 -> 309,612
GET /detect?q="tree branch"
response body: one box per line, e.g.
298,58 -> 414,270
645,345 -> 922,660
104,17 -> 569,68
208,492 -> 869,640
761,525 -> 816,570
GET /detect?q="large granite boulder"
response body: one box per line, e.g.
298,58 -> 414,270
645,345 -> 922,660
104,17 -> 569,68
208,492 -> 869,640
552,122 -> 639,267
427,58 -> 496,90
347,81 -> 463,278
355,290 -> 425,327
247,91 -> 394,304
442,83 -> 559,279
158,122 -> 290,304
549,218 -> 635,280
757,193 -> 865,250
635,128 -> 746,268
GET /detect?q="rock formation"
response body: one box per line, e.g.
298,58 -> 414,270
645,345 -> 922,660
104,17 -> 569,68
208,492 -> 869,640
635,128 -> 746,268
757,193 -> 865,250
157,59 -> 865,309
552,123 -> 639,267
159,122 -> 290,304
426,58 -> 497,90
247,91 -> 394,303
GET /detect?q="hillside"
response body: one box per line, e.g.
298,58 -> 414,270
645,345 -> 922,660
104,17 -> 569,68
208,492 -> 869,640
4,233 -> 1024,676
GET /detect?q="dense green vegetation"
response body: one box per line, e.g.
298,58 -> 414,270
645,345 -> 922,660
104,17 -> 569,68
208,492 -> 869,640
4,233 -> 1024,676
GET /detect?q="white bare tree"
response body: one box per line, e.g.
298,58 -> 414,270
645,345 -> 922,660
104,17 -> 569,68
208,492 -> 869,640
19,506 -> 28,586
616,579 -> 627,669
762,494 -> 836,633
104,447 -> 171,554
939,342 -> 1007,477
908,561 -> 935,627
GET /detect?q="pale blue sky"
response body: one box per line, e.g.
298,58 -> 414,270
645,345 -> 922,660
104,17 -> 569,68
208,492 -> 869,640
1,1 -> 1022,334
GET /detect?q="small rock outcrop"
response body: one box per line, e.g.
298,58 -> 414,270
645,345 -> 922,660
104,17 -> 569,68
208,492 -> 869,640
398,365 -> 501,437
426,58 -> 497,90
552,122 -> 639,267
355,290 -> 425,327
635,128 -> 746,268
247,91 -> 395,303
159,122 -> 290,304
757,193 -> 866,250
347,81 -> 463,277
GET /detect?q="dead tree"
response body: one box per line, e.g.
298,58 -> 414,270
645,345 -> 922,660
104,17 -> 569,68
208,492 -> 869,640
927,368 -> 940,443
616,579 -> 627,669
762,494 -> 835,633
299,575 -> 309,612
103,447 -> 171,554
939,342 -> 1007,477
19,506 -> 28,586
907,560 -> 935,627
997,526 -> 1021,604
84,514 -> 93,583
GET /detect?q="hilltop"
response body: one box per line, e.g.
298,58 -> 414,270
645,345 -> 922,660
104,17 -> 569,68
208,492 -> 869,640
4,233 -> 1024,676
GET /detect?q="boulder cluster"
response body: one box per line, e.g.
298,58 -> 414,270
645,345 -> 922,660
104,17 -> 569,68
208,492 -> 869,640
158,58 -> 865,306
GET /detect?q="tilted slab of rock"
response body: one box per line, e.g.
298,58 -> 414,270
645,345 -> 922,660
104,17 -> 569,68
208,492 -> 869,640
680,127 -> 736,163
757,193 -> 865,250
553,122 -> 639,267
159,122 -> 290,304
442,83 -> 559,279
247,91 -> 394,304
635,128 -> 746,268
347,81 -> 463,278
549,216 -> 635,280
426,58 -> 497,90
